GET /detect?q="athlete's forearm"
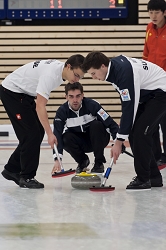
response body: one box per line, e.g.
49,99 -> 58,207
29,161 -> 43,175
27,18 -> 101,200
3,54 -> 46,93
36,105 -> 52,136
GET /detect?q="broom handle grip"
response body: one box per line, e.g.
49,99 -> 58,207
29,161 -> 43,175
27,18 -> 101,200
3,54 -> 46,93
53,144 -> 64,171
102,158 -> 114,186
104,168 -> 111,179
104,157 -> 114,178
103,158 -> 114,176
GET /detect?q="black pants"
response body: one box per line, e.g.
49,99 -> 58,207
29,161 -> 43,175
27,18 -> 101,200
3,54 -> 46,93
129,93 -> 166,182
63,120 -> 110,164
153,115 -> 166,162
1,86 -> 45,179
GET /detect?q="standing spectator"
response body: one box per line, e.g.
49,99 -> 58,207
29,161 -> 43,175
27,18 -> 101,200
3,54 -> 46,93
143,0 -> 166,166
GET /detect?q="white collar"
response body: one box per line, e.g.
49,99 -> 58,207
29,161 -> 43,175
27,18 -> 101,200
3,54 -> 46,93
105,61 -> 111,81
68,102 -> 82,112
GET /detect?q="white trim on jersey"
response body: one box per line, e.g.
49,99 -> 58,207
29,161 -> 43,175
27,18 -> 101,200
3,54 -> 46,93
66,114 -> 96,128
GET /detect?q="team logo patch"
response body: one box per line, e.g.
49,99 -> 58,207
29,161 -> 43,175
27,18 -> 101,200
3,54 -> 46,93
97,108 -> 109,121
120,89 -> 131,101
16,114 -> 21,120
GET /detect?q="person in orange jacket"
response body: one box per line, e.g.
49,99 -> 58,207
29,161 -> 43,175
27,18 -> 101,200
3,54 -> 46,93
143,0 -> 166,167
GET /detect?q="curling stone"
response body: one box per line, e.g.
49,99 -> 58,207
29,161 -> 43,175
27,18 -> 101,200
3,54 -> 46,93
71,172 -> 101,190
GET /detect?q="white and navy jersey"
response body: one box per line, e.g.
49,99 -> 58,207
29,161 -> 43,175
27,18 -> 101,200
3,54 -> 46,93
2,59 -> 64,99
106,55 -> 166,140
53,97 -> 119,158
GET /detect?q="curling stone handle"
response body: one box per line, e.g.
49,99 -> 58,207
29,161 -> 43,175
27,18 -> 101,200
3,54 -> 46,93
53,143 -> 64,171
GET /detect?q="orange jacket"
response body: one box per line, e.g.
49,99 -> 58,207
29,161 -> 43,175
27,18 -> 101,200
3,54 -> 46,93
143,22 -> 166,71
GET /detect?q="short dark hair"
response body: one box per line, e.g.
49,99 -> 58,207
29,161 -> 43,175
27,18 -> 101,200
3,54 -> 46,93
147,0 -> 166,12
82,51 -> 110,72
65,82 -> 83,95
65,54 -> 85,71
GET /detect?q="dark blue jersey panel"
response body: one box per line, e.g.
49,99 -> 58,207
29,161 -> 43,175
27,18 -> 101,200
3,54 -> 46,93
53,97 -> 119,155
106,55 -> 135,137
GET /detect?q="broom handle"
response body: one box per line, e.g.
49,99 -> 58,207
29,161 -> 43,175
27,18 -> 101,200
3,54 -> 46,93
101,158 -> 114,187
121,143 -> 134,158
123,150 -> 134,158
53,144 -> 64,171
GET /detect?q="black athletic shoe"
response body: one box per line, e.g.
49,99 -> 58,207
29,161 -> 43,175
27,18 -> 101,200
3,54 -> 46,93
157,159 -> 166,166
19,177 -> 44,189
126,176 -> 151,190
1,169 -> 20,185
76,158 -> 90,174
91,163 -> 104,173
150,175 -> 163,187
